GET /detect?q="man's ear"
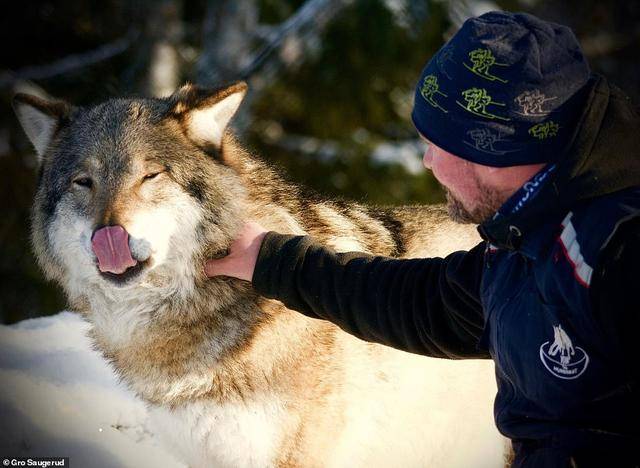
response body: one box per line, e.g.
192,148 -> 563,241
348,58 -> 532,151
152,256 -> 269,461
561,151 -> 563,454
169,81 -> 247,149
12,93 -> 72,160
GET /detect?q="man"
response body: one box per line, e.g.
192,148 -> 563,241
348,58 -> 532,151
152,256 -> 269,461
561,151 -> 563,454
205,11 -> 640,467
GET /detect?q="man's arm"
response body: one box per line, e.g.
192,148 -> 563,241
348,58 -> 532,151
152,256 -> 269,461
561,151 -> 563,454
251,232 -> 489,359
591,217 -> 640,367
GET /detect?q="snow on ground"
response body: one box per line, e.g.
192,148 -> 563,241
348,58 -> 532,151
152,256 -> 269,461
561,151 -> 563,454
0,311 -> 184,468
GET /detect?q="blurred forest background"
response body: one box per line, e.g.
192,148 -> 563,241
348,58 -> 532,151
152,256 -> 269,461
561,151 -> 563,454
1,0 -> 639,324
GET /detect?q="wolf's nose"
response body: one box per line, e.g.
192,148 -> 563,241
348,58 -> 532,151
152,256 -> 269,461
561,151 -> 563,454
91,225 -> 138,274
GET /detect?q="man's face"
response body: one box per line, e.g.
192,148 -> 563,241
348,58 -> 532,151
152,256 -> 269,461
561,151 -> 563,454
421,138 -> 547,224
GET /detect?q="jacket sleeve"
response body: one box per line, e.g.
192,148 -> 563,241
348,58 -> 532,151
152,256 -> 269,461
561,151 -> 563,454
590,217 -> 640,370
252,232 -> 489,359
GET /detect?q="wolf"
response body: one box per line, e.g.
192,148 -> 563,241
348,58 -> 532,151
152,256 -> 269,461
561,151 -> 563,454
13,82 -> 506,467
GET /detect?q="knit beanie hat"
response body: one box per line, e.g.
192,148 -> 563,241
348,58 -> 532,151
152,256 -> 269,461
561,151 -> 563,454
411,11 -> 591,167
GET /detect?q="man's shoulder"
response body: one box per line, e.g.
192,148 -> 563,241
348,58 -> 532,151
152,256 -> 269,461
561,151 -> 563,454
576,185 -> 640,210
568,186 -> 640,241
569,187 -> 640,285
545,187 -> 640,290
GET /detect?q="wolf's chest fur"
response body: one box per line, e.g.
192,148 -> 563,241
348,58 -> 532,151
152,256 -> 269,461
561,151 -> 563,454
150,398 -> 289,468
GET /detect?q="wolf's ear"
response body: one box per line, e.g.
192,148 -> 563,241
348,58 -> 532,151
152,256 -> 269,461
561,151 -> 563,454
13,93 -> 72,160
169,81 -> 247,149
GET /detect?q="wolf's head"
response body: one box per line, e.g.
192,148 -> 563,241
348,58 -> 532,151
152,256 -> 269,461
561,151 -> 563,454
14,83 -> 249,308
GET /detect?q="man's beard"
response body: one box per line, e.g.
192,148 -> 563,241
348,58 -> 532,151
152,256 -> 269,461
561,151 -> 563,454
444,187 -> 504,225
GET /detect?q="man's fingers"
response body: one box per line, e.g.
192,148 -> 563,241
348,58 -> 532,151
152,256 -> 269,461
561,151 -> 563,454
204,258 -> 230,277
203,222 -> 267,281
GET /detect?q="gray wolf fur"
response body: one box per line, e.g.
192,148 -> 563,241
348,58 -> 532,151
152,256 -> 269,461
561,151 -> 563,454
13,82 -> 506,467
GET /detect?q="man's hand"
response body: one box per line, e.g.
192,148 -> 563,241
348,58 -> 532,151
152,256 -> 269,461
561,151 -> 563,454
204,221 -> 269,281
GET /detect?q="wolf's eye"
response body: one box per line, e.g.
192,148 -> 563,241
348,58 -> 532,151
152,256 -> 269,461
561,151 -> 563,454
73,177 -> 93,188
142,172 -> 162,182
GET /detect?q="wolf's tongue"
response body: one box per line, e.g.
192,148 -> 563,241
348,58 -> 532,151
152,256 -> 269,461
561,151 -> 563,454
92,225 -> 138,274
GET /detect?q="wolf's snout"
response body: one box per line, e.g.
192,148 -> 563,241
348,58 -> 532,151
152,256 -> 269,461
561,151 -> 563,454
91,225 -> 138,274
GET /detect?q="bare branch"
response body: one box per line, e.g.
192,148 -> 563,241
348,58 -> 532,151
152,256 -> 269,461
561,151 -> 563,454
239,0 -> 353,80
196,0 -> 353,86
0,30 -> 139,89
195,0 -> 353,135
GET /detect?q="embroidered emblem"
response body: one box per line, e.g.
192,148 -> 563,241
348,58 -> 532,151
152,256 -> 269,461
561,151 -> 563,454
463,48 -> 509,83
464,127 -> 518,156
539,325 -> 589,380
436,45 -> 456,80
420,75 -> 449,113
514,90 -> 557,117
456,88 -> 510,121
529,121 -> 560,139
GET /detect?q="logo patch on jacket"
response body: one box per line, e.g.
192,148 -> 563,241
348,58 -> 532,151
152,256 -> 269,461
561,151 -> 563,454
539,325 -> 589,379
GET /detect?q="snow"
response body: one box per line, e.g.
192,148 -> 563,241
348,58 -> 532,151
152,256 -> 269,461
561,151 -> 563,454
370,139 -> 426,175
0,311 -> 503,467
0,312 -> 184,468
